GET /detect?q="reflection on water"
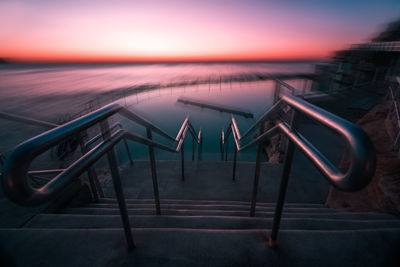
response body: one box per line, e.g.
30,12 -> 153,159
113,79 -> 305,161
0,62 -> 315,161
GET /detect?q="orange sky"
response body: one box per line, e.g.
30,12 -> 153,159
1,0 -> 399,62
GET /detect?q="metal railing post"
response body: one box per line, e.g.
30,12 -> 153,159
220,131 -> 224,160
181,140 -> 185,180
232,147 -> 237,181
78,132 -> 102,202
146,128 -> 161,215
100,120 -> 135,250
268,110 -> 299,248
198,137 -> 202,161
192,135 -> 195,161
250,125 -> 265,217
123,137 -> 134,165
225,135 -> 229,161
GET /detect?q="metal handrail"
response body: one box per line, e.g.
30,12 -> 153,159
225,94 -> 375,190
84,122 -> 134,165
221,83 -> 376,248
1,102 -> 202,250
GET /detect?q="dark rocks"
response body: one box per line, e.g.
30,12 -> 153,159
326,101 -> 400,215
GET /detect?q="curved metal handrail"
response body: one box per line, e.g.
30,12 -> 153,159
224,94 -> 375,192
1,103 -> 201,206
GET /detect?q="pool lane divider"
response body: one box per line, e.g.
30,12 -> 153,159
177,97 -> 254,119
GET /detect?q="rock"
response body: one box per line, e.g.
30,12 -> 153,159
263,120 -> 285,163
325,100 -> 400,215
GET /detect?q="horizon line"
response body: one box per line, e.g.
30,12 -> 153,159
0,57 -> 327,64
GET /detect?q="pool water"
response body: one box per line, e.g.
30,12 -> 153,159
113,79 -> 308,162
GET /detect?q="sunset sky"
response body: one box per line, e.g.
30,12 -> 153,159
1,0 -> 399,62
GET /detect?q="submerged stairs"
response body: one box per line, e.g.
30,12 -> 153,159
1,161 -> 400,266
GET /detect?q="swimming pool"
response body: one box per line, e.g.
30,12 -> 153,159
112,79 -> 308,162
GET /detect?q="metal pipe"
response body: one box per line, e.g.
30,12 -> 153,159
175,116 -> 189,142
220,131 -> 224,160
250,125 -> 264,217
181,140 -> 185,181
240,101 -> 281,140
232,147 -> 237,181
85,123 -> 122,148
78,133 -> 99,202
225,133 -> 229,161
281,94 -> 375,191
28,169 -> 65,175
231,123 -> 241,151
146,128 -> 161,215
268,111 -> 299,248
100,120 -> 135,250
198,129 -> 202,160
231,117 -> 241,141
192,136 -> 195,161
123,137 -> 134,165
176,125 -> 189,152
119,107 -> 176,142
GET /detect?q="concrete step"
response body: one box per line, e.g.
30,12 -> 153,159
84,202 -> 333,212
63,206 -> 399,220
24,214 -> 400,230
112,161 -> 331,203
60,207 -> 400,219
1,228 -> 399,267
99,197 -> 326,207
62,206 -> 344,216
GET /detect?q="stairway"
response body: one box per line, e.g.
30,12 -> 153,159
25,198 -> 400,230
1,162 -> 400,266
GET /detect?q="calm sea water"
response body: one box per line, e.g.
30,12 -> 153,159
0,62 -> 316,161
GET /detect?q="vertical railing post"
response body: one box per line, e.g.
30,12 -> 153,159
250,124 -> 265,217
123,137 -> 134,165
225,135 -> 229,161
198,134 -> 202,161
220,131 -> 224,161
181,139 -> 185,181
78,132 -> 103,202
100,120 -> 135,250
267,110 -> 299,249
146,128 -> 161,215
232,147 -> 237,181
192,135 -> 195,161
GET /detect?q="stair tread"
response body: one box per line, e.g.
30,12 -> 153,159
24,213 -> 400,230
83,203 -> 332,211
1,228 -> 398,267
99,198 -> 325,206
61,207 -> 399,217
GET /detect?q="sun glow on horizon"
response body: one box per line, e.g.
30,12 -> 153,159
1,0 -> 399,62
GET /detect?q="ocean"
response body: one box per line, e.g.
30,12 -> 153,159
0,62 -> 317,161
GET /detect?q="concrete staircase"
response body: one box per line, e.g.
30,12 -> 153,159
1,161 -> 400,266
25,198 -> 400,230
